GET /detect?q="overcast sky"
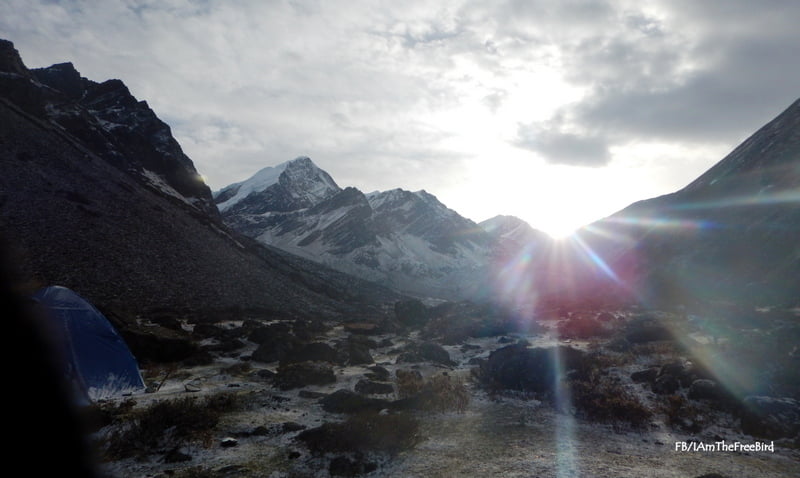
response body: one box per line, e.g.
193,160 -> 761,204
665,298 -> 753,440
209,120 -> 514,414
3,0 -> 798,236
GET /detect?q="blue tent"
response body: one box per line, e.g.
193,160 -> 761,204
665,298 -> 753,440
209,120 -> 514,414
33,286 -> 145,402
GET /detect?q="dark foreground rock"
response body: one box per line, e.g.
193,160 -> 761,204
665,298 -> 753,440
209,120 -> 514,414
329,455 -> 378,476
394,299 -> 429,328
479,344 -> 585,393
355,379 -> 394,395
739,396 -> 800,439
688,379 -> 723,402
296,412 -> 419,456
275,362 -> 336,390
625,317 -> 673,343
631,368 -> 659,384
396,342 -> 455,366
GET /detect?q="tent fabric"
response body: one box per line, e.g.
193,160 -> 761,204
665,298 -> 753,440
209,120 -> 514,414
33,286 -> 145,401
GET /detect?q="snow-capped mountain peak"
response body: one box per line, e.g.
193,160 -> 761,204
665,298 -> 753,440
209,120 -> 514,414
214,156 -> 340,213
217,160 -> 504,299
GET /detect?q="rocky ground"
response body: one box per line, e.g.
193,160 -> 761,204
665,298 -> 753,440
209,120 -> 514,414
88,301 -> 800,477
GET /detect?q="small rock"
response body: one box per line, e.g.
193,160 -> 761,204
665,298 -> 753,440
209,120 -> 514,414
354,379 -> 394,395
163,447 -> 192,463
299,390 -> 328,399
220,437 -> 238,448
378,338 -> 394,348
365,365 -> 390,381
631,368 -> 659,384
257,369 -> 276,379
282,422 -> 307,433
184,382 -> 201,392
653,375 -> 680,394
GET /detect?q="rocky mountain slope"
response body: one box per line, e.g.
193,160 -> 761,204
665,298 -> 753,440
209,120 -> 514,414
215,158 -> 521,299
543,98 -> 800,308
0,39 -> 398,318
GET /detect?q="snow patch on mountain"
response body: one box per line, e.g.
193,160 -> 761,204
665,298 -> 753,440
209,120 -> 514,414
215,161 -> 290,212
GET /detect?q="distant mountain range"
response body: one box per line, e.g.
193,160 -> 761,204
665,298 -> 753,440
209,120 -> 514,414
216,103 -> 799,307
0,39 -> 397,318
214,157 -> 546,299
538,98 -> 800,309
2,36 -> 796,312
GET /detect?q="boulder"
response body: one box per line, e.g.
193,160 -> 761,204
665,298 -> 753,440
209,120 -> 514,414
653,375 -> 680,395
106,309 -> 198,363
348,335 -> 378,349
163,447 -> 192,463
346,342 -> 374,365
275,362 -> 336,390
329,455 -> 377,477
479,344 -> 585,393
365,366 -> 390,381
251,336 -> 297,363
355,380 -> 394,395
248,323 -> 293,344
394,299 -> 429,327
688,379 -> 722,401
631,368 -> 659,384
625,317 -> 672,343
740,396 -> 800,439
396,342 -> 454,366
659,361 -> 693,388
192,323 -> 226,339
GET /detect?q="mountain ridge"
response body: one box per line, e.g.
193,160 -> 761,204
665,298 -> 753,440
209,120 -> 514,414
0,38 -> 399,317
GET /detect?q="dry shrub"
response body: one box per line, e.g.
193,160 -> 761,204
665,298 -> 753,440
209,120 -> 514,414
396,369 -> 424,398
222,362 -> 252,376
631,341 -> 677,356
103,393 -> 242,459
81,398 -> 137,433
417,374 -> 470,413
568,352 -> 652,428
662,394 -> 703,432
396,371 -> 470,413
569,378 -> 652,428
297,412 -> 419,456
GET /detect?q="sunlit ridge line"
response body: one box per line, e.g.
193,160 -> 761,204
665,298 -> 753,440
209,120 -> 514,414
669,191 -> 800,210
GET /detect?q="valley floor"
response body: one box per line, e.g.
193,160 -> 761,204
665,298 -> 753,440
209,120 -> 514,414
95,312 -> 800,478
